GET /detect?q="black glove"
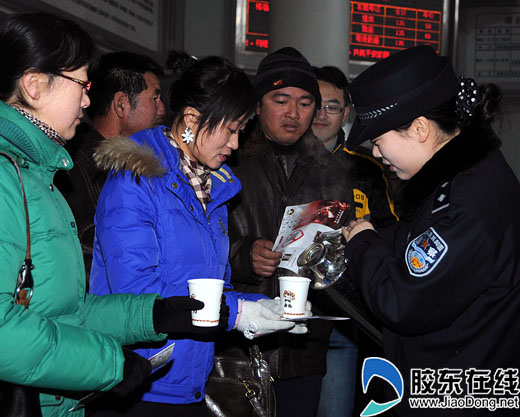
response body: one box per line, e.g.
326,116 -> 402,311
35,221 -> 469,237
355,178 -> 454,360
110,348 -> 152,398
152,296 -> 204,334
153,295 -> 232,336
219,293 -> 230,330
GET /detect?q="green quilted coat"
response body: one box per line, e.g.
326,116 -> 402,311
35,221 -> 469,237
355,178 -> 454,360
0,102 -> 164,416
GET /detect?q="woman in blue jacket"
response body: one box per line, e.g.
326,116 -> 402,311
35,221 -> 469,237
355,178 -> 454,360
89,52 -> 302,416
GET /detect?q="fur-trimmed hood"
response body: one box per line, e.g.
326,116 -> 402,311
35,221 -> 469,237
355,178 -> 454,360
401,121 -> 501,220
93,135 -> 168,178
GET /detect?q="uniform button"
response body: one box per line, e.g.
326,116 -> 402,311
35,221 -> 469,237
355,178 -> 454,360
229,179 -> 234,183
55,395 -> 62,400
189,205 -> 194,211
49,184 -> 54,191
172,182 -> 178,189
70,221 -> 76,228
195,392 -> 201,399
61,159 -> 70,167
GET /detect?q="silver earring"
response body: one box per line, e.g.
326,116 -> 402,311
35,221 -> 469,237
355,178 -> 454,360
182,127 -> 194,144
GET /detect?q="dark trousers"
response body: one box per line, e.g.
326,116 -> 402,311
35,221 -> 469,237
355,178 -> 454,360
274,374 -> 323,417
87,400 -> 209,417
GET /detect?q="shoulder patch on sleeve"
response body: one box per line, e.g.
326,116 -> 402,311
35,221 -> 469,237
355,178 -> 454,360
405,227 -> 448,277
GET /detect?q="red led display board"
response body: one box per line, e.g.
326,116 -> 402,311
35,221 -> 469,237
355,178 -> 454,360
246,0 -> 269,52
242,0 -> 445,63
350,0 -> 443,62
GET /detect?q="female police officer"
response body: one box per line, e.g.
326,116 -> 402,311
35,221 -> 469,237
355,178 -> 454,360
342,45 -> 520,416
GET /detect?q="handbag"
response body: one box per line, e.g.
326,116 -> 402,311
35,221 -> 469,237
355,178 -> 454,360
206,345 -> 276,417
0,152 -> 42,417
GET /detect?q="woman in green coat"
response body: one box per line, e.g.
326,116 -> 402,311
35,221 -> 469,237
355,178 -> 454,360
0,11 -> 203,417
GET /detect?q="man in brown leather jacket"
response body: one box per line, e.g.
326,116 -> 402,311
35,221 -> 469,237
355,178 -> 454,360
216,47 -> 354,417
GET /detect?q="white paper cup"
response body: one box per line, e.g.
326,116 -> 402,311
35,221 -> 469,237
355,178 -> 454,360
187,278 -> 225,327
278,276 -> 311,317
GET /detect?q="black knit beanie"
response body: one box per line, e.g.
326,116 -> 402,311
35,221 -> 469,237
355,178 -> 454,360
255,47 -> 321,108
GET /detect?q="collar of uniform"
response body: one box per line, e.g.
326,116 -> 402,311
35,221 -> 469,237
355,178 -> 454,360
401,121 -> 501,220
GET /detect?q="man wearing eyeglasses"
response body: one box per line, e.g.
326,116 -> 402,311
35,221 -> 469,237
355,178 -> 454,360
55,51 -> 165,285
312,65 -> 398,228
311,73 -> 350,152
311,65 -> 398,417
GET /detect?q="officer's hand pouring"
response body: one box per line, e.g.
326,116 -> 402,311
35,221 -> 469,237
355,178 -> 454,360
342,219 -> 375,242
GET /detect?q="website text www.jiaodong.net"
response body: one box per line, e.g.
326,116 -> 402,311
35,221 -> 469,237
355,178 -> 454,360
408,395 -> 520,412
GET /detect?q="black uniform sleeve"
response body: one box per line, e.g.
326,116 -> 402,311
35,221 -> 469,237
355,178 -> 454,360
345,204 -> 495,335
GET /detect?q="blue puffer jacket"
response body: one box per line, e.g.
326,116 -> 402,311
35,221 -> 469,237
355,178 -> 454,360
90,127 -> 264,404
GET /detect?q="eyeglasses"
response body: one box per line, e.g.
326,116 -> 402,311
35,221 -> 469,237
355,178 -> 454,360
316,104 -> 344,115
59,74 -> 92,92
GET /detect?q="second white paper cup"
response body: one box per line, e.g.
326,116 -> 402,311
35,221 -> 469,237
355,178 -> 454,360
278,276 -> 311,317
187,278 -> 224,327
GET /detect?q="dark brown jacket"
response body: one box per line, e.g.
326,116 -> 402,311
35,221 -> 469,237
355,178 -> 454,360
216,121 -> 354,379
54,122 -> 107,284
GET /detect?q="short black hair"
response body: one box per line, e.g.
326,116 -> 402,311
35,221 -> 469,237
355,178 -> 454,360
167,51 -> 257,140
87,51 -> 164,119
312,66 -> 350,106
0,11 -> 95,107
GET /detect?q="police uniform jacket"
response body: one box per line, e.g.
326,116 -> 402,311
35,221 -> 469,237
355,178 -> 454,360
345,121 -> 520,416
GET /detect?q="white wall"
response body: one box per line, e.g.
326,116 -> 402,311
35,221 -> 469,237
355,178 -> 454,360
269,0 -> 349,74
183,0 -> 235,61
457,0 -> 520,180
